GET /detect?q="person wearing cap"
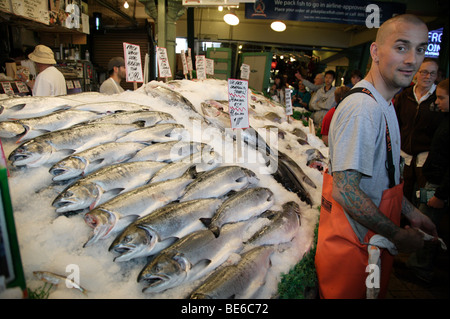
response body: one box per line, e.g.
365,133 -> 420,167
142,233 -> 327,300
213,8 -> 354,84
20,45 -> 67,96
99,57 -> 126,94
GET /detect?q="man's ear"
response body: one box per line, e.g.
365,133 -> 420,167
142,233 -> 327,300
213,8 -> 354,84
370,42 -> 379,64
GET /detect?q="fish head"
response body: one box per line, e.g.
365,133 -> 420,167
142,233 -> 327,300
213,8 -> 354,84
201,101 -> 223,118
109,225 -> 156,262
8,142 -> 52,167
49,157 -> 86,181
0,122 -> 26,138
138,253 -> 188,293
53,183 -> 101,213
83,209 -> 118,247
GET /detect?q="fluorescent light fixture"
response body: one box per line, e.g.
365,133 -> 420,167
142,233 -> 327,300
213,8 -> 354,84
124,1 -> 129,9
224,10 -> 239,26
271,21 -> 286,32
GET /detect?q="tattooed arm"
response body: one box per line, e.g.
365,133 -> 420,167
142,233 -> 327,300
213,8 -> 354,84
331,170 -> 435,253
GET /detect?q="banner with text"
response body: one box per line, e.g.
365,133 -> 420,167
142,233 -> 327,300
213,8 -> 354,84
245,0 -> 405,26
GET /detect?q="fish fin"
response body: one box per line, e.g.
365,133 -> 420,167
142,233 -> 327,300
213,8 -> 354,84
210,226 -> 220,238
184,165 -> 198,179
258,210 -> 280,220
89,158 -> 105,166
116,214 -> 140,230
199,217 -> 211,227
191,259 -> 211,273
104,188 -> 125,198
10,104 -> 26,111
134,120 -> 146,128
59,149 -> 77,157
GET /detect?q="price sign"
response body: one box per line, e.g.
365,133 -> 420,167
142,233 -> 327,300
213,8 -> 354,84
240,63 -> 250,80
180,50 -> 188,76
228,79 -> 249,129
196,55 -> 206,80
285,88 -> 293,116
206,58 -> 214,76
124,42 -> 144,82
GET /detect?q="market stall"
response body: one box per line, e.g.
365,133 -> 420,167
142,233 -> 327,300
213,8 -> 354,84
0,78 -> 326,299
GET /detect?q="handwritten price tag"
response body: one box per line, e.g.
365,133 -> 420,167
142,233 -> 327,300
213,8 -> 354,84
240,63 -> 250,80
196,55 -> 206,80
156,46 -> 172,79
285,88 -> 293,116
228,79 -> 249,129
124,42 -> 144,82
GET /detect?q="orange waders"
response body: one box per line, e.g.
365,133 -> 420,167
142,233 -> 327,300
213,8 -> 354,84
315,87 -> 403,299
315,171 -> 403,299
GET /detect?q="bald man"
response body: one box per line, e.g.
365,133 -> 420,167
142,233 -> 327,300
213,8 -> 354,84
315,14 -> 437,299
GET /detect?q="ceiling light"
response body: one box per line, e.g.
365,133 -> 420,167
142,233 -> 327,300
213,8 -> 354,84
218,6 -> 223,12
271,21 -> 286,32
224,10 -> 239,26
124,1 -> 129,9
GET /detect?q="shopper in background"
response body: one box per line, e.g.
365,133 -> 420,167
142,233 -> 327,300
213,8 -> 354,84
394,58 -> 443,205
406,78 -> 449,283
292,79 -> 311,109
346,69 -> 363,88
308,70 -> 336,126
295,70 -> 324,93
18,45 -> 66,96
269,74 -> 286,104
315,14 -> 437,299
99,57 -> 126,95
320,85 -> 350,146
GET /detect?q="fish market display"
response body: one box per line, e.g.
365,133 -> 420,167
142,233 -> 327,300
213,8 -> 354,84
1,79 -> 326,299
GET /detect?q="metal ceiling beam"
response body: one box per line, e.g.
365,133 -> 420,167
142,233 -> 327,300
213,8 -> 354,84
94,0 -> 139,27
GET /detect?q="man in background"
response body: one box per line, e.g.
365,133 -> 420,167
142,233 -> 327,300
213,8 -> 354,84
99,57 -> 126,94
19,45 -> 66,96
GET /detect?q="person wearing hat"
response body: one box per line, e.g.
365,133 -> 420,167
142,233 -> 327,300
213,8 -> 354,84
99,57 -> 126,94
20,45 -> 67,96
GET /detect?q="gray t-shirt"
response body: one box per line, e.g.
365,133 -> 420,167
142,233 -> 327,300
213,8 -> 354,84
99,77 -> 124,95
328,80 -> 402,240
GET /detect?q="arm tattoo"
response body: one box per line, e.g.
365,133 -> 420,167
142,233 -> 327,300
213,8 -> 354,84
332,170 -> 399,240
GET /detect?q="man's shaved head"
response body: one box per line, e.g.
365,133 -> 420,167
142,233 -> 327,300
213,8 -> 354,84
376,14 -> 428,44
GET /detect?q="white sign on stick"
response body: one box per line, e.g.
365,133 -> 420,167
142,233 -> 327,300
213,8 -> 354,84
123,42 -> 144,82
228,79 -> 249,129
156,46 -> 172,79
206,58 -> 214,76
196,55 -> 207,80
285,88 -> 293,116
180,50 -> 188,75
187,48 -> 193,72
240,63 -> 250,80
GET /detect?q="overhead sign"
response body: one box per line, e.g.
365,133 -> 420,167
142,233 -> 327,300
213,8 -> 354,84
245,0 -> 405,26
425,27 -> 443,58
183,0 -> 255,6
123,42 -> 144,82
